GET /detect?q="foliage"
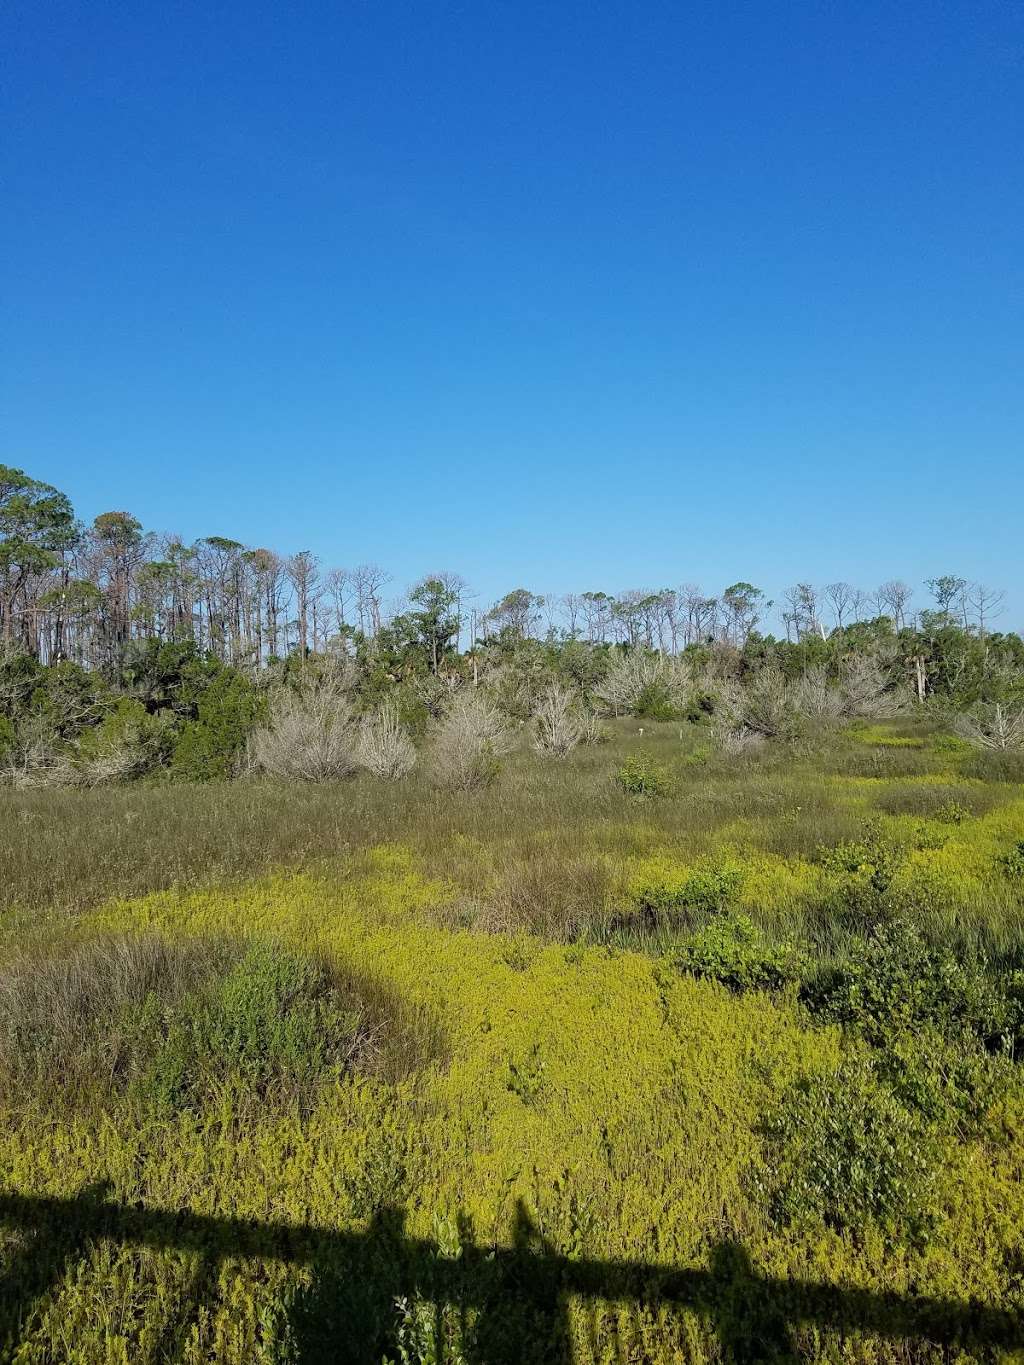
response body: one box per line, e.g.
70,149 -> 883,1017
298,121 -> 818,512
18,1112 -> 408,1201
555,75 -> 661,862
801,918 -> 1008,1050
1000,840 -> 1024,881
673,913 -> 804,992
760,1057 -> 938,1235
614,749 -> 673,798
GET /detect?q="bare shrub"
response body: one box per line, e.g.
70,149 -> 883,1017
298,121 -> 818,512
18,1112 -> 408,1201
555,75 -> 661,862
791,666 -> 846,724
475,855 -> 612,940
594,652 -> 662,715
431,692 -> 514,790
718,726 -> 767,756
1,736 -> 61,789
577,709 -> 608,746
707,678 -> 746,728
357,705 -> 417,780
840,655 -> 905,719
532,685 -> 584,757
742,668 -> 795,737
955,702 -> 1024,752
252,680 -> 358,781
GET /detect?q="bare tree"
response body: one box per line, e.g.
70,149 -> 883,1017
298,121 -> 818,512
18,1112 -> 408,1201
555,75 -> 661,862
875,580 -> 913,631
955,702 -> 1024,751
287,551 -> 321,662
966,583 -> 1006,640
561,592 -> 583,639
352,563 -> 390,637
783,584 -> 825,641
824,582 -> 856,630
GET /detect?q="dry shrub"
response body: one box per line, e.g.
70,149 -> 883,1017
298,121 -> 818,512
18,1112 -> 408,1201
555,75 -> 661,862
357,705 -> 417,780
791,666 -> 846,724
252,679 -> 358,781
532,685 -> 584,757
594,652 -> 660,715
577,709 -> 608,745
476,855 -> 611,939
955,702 -> 1024,752
430,691 -> 514,790
718,726 -> 767,756
840,654 -> 906,719
742,668 -> 795,737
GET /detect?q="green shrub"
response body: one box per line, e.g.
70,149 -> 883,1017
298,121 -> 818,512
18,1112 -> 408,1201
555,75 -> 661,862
999,840 -> 1024,881
877,1028 -> 1008,1135
137,942 -> 366,1115
759,1057 -> 938,1236
801,918 -> 1007,1050
169,668 -> 264,780
673,913 -> 803,992
932,733 -> 971,754
614,749 -> 673,798
0,935 -> 408,1118
814,820 -> 905,927
634,681 -> 682,721
73,697 -> 174,778
934,799 -> 971,824
627,856 -> 745,930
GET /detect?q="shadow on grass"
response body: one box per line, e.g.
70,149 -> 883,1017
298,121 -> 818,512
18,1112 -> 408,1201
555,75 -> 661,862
0,1185 -> 1021,1362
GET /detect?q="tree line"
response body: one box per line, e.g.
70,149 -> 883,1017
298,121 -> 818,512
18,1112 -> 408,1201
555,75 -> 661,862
0,464 -> 1014,673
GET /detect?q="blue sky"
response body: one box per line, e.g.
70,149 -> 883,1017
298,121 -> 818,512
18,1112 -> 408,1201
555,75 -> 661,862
3,0 -> 1022,628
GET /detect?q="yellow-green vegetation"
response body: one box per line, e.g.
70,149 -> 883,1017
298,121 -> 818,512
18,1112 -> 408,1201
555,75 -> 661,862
1,719 -> 1024,1361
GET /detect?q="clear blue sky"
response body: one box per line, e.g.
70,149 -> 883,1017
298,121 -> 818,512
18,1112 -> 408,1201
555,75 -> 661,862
3,0 -> 1022,628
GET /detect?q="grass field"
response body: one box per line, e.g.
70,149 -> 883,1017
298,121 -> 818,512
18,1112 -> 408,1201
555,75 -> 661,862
1,717 -> 1023,1362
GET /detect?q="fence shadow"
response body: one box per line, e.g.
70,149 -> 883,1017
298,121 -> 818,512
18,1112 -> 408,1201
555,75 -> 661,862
0,1185 -> 1021,1362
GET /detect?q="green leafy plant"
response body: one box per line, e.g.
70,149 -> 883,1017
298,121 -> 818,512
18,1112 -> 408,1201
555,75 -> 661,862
801,918 -> 1007,1050
614,749 -> 673,798
673,913 -> 803,993
999,840 -> 1024,881
760,1057 -> 938,1236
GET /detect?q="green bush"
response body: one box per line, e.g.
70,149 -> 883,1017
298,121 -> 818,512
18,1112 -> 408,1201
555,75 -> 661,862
934,799 -> 971,825
759,1057 -> 938,1236
814,820 -> 906,927
74,697 -> 174,776
137,942 -> 365,1115
877,1028 -> 1007,1135
614,749 -> 673,798
801,918 -> 1007,1050
999,840 -> 1024,881
673,913 -> 803,992
628,856 -> 745,929
634,681 -> 682,721
0,935 -> 386,1118
169,668 -> 264,780
932,733 -> 971,754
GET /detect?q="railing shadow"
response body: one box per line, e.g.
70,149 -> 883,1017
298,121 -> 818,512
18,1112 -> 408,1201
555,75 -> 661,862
0,1185 -> 1021,1362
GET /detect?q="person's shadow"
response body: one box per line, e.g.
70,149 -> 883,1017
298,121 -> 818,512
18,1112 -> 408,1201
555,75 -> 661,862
704,1242 -> 798,1363
1,1184 -> 1022,1362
